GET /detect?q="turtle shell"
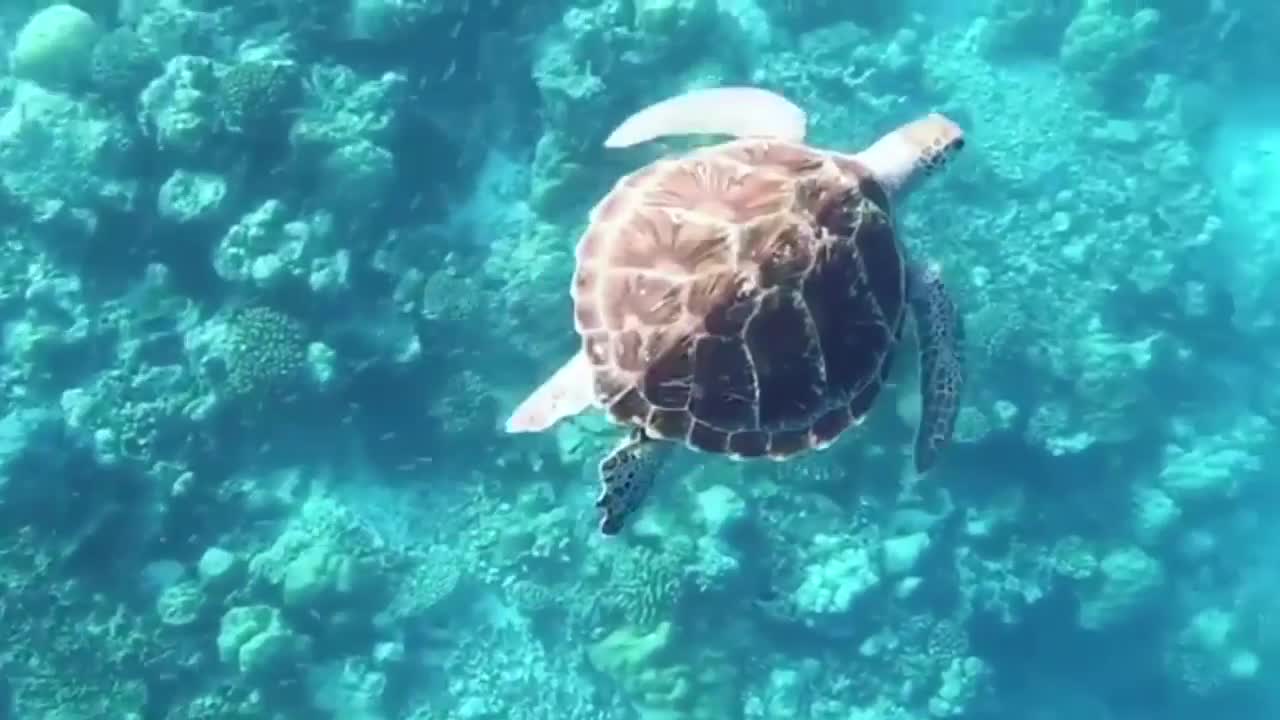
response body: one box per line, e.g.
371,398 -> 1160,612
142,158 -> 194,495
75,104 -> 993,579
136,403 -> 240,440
570,139 -> 906,459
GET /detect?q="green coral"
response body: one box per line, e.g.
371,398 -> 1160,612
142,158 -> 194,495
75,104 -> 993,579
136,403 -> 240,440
219,60 -> 301,135
225,306 -> 307,399
217,604 -> 310,682
281,542 -> 380,612
588,621 -> 738,720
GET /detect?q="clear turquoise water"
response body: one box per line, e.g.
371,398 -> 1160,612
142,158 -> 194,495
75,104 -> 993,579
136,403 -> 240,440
0,1 -> 1276,718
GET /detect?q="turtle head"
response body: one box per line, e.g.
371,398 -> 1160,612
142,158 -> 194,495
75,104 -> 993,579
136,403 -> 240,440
852,113 -> 965,200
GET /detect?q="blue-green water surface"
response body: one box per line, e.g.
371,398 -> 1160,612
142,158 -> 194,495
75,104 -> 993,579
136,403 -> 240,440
0,0 -> 1276,718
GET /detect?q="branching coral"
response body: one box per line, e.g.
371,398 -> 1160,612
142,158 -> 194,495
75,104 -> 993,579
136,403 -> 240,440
293,63 -> 406,152
140,55 -> 223,155
927,619 -> 971,664
602,545 -> 686,629
219,60 -> 302,136
225,306 -> 308,400
0,528 -> 173,718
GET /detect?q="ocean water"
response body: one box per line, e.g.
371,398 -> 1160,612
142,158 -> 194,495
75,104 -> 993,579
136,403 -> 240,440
0,0 -> 1276,718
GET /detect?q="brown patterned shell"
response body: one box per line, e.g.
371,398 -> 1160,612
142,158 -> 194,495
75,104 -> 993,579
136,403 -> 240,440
570,139 -> 906,459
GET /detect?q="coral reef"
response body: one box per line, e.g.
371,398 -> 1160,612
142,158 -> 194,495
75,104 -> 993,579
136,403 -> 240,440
0,0 -> 1273,718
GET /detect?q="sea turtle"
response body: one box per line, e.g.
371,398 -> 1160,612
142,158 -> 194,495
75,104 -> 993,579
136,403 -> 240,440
505,86 -> 966,535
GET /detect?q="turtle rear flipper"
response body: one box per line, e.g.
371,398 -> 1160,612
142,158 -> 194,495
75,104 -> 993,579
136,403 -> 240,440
596,432 -> 673,535
505,351 -> 595,433
908,262 -> 964,473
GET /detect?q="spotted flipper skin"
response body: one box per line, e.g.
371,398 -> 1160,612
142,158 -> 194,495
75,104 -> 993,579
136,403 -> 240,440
595,432 -> 672,535
908,262 -> 964,473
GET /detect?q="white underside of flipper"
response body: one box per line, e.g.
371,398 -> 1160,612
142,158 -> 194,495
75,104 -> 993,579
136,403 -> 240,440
850,132 -> 920,196
505,351 -> 596,433
604,86 -> 807,148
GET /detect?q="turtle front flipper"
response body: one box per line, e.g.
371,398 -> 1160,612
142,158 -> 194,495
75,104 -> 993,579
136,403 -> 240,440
907,262 -> 964,473
603,86 -> 807,148
596,431 -> 673,535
